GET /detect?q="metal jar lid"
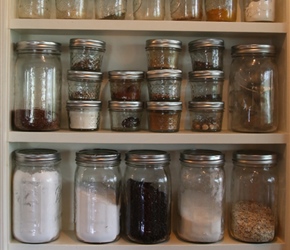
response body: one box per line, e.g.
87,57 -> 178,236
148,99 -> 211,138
147,69 -> 182,80
188,101 -> 224,110
67,70 -> 103,81
15,40 -> 61,54
76,149 -> 121,163
189,70 -> 224,80
180,149 -> 225,165
69,38 -> 106,51
108,101 -> 143,110
125,149 -> 170,164
147,101 -> 183,111
233,150 -> 278,165
146,39 -> 182,50
66,100 -> 102,109
14,148 -> 61,163
231,44 -> 275,56
188,38 -> 224,51
108,70 -> 145,80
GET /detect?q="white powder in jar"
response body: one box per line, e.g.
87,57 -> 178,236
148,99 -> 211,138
68,110 -> 100,130
245,0 -> 275,22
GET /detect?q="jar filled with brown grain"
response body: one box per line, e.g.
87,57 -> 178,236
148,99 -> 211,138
205,0 -> 237,21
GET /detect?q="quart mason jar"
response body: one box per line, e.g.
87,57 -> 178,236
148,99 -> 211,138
14,41 -> 62,131
170,0 -> 203,21
205,0 -> 237,21
177,149 -> 225,243
95,0 -> 127,19
133,0 -> 165,20
229,150 -> 278,243
229,44 -> 278,132
123,150 -> 171,244
74,149 -> 121,243
18,0 -> 51,18
12,148 -> 62,243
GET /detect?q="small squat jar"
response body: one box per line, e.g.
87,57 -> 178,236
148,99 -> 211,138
147,101 -> 182,132
243,0 -> 275,22
18,0 -> 51,18
133,0 -> 165,20
13,148 -> 62,243
56,0 -> 89,19
108,101 -> 143,131
188,101 -> 224,132
66,100 -> 102,131
124,149 -> 171,244
229,150 -> 278,243
177,149 -> 225,243
75,149 -> 121,243
147,69 -> 182,101
170,0 -> 203,21
95,0 -> 127,19
146,39 -> 182,70
205,0 -> 237,21
67,70 -> 103,100
69,38 -> 106,71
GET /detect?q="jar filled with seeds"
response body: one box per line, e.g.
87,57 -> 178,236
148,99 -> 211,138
170,0 -> 203,21
147,69 -> 182,101
67,70 -> 103,100
205,0 -> 237,21
188,101 -> 224,132
55,0 -> 89,19
95,0 -> 127,19
229,150 -> 278,243
133,0 -> 165,20
18,0 -> 51,18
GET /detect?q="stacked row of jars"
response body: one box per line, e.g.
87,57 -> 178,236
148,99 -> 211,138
12,148 -> 279,244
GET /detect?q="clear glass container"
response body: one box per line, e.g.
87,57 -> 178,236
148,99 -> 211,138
109,70 -> 145,101
18,0 -> 51,18
95,0 -> 127,19
177,149 -> 225,243
147,101 -> 182,132
229,44 -> 278,132
69,38 -> 106,71
188,38 -> 224,71
243,0 -> 275,22
229,150 -> 278,243
12,148 -> 62,243
66,100 -> 102,131
55,0 -> 89,19
189,70 -> 224,101
108,101 -> 143,131
133,0 -> 165,20
205,0 -> 237,21
188,101 -> 224,132
146,39 -> 182,70
123,149 -> 171,244
147,69 -> 182,101
67,70 -> 103,100
74,149 -> 121,243
14,40 -> 62,131
170,0 -> 203,21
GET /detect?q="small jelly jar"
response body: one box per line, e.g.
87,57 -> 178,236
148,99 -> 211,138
55,0 -> 89,19
109,70 -> 145,101
95,0 -> 127,19
18,0 -> 51,18
205,0 -> 237,21
146,39 -> 182,70
147,101 -> 182,132
66,100 -> 102,131
147,69 -> 182,101
133,0 -> 165,20
188,70 -> 224,101
188,101 -> 224,132
170,0 -> 203,21
188,38 -> 224,71
67,70 -> 103,100
108,101 -> 143,132
69,38 -> 106,71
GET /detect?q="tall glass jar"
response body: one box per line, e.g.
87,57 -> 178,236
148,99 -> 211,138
12,148 -> 62,243
18,0 -> 51,18
133,0 -> 165,20
205,0 -> 237,21
95,0 -> 127,19
14,41 -> 62,131
229,44 -> 278,132
229,150 -> 278,243
123,149 -> 171,244
170,0 -> 203,21
74,149 -> 121,243
55,0 -> 89,19
177,149 -> 225,243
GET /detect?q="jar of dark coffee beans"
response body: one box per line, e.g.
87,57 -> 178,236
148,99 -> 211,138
124,149 -> 171,244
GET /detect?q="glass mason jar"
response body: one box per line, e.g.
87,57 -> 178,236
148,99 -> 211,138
170,0 -> 203,21
95,0 -> 127,19
14,41 -> 62,131
177,149 -> 225,243
18,0 -> 51,18
12,148 -> 62,243
55,0 -> 89,18
243,0 -> 275,22
229,150 -> 278,243
229,44 -> 278,132
123,149 -> 171,244
74,149 -> 121,243
205,0 -> 237,21
133,0 -> 165,20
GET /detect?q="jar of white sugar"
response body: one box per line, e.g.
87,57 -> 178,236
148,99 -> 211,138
177,149 -> 225,243
74,149 -> 122,243
12,148 -> 62,243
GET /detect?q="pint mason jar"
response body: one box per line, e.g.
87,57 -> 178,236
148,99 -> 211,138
205,0 -> 237,21
95,0 -> 127,19
229,150 -> 278,243
74,149 -> 122,243
229,44 -> 278,132
18,0 -> 51,18
133,0 -> 165,20
14,41 -> 62,131
170,0 -> 203,21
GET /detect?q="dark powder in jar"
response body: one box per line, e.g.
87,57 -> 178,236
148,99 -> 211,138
149,111 -> 180,132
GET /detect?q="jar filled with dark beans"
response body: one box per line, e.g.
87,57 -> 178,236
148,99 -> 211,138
123,149 -> 171,244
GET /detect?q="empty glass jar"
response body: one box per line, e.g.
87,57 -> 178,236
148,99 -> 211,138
56,0 -> 89,18
170,0 -> 203,21
95,0 -> 127,19
205,0 -> 237,21
133,0 -> 165,20
18,0 -> 51,18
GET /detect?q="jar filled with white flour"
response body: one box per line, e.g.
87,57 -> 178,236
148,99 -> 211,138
74,149 -> 121,243
243,0 -> 275,22
177,149 -> 225,243
12,148 -> 62,243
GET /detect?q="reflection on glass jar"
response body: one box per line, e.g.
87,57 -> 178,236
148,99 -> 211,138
56,0 -> 89,19
95,0 -> 127,19
133,0 -> 165,20
205,0 -> 237,21
18,0 -> 51,18
170,0 -> 203,21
